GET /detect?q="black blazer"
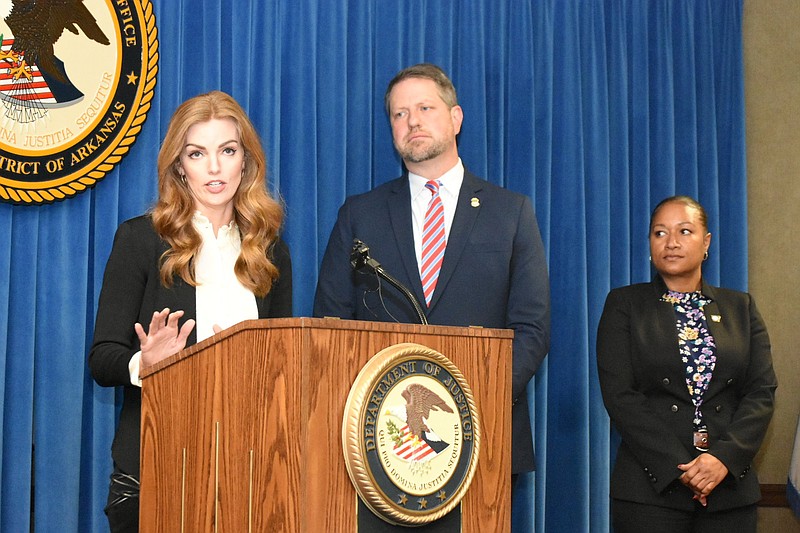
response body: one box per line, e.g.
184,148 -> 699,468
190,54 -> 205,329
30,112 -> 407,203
313,170 -> 550,473
597,276 -> 776,512
89,215 -> 293,476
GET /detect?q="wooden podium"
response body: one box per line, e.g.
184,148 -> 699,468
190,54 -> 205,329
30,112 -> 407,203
140,317 -> 512,531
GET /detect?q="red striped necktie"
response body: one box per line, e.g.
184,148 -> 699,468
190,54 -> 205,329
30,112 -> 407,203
421,180 -> 446,307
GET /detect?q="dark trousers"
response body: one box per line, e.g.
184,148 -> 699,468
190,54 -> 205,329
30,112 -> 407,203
611,498 -> 757,533
105,466 -> 139,533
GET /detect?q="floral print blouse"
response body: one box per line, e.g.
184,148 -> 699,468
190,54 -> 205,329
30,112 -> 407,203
661,290 -> 717,447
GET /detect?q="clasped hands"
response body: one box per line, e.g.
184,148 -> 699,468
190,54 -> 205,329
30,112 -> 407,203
136,308 -> 223,368
677,453 -> 728,507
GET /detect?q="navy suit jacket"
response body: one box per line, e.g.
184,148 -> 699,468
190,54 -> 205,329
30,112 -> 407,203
89,215 -> 293,476
597,276 -> 776,512
314,170 -> 550,473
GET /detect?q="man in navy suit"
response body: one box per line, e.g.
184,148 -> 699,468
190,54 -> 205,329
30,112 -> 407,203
314,63 -> 550,484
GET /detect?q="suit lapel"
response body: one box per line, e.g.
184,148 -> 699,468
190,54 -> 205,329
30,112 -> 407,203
427,171 -> 483,311
698,283 -> 726,398
387,176 -> 427,307
168,272 -> 198,346
648,277 -> 692,378
156,234 -> 200,346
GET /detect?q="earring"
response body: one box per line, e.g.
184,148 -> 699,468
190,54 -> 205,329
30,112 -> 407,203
703,251 -> 709,261
648,255 -> 652,262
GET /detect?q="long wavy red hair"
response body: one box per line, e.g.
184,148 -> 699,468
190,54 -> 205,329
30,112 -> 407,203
152,91 -> 284,297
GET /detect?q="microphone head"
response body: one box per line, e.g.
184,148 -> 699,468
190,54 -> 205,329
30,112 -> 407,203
350,239 -> 370,271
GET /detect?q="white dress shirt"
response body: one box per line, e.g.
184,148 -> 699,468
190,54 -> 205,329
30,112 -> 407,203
409,159 -> 464,272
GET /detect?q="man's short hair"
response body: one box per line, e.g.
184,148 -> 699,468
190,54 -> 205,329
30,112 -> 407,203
384,63 -> 458,114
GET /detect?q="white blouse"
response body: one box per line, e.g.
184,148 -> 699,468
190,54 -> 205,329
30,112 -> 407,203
193,213 -> 258,342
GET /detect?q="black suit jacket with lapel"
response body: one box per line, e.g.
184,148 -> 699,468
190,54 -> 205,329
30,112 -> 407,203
597,275 -> 776,512
314,170 -> 551,473
89,215 -> 293,476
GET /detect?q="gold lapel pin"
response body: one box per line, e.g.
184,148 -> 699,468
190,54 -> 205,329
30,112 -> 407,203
710,315 -> 721,322
471,197 -> 480,207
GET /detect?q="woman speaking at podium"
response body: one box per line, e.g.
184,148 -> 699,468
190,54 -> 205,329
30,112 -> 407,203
89,91 -> 293,532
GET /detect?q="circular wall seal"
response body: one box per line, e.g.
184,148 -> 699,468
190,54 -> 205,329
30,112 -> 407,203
0,0 -> 158,205
342,343 -> 481,526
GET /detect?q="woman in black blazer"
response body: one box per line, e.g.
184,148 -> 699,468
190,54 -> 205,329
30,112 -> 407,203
89,91 -> 292,532
597,196 -> 776,533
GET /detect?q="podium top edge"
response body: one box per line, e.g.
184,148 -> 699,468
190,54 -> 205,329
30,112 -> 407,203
140,317 -> 513,379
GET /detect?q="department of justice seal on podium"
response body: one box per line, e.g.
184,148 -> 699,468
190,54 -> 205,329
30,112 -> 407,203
342,343 -> 481,526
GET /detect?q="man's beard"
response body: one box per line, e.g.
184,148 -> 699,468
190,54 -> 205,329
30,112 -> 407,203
396,137 -> 449,164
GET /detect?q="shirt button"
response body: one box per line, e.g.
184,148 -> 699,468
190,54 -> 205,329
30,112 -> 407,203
671,405 -> 679,412
715,405 -> 723,413
662,378 -> 670,386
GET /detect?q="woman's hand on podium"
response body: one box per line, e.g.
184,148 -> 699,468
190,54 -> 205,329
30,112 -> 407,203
136,307 -> 196,368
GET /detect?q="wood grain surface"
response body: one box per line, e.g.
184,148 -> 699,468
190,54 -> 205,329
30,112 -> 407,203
140,318 -> 512,532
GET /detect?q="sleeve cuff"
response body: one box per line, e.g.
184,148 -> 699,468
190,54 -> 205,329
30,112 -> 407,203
128,351 -> 143,388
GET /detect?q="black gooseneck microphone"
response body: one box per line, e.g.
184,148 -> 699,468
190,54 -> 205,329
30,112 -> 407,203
350,239 -> 428,326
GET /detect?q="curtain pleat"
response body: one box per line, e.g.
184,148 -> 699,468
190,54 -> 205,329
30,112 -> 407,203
34,200 -> 94,530
0,1 -> 747,531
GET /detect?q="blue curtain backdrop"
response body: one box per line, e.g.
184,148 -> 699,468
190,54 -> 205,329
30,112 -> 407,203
0,1 -> 747,531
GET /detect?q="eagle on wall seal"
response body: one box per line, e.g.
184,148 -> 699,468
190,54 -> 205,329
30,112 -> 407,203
0,0 -> 110,111
0,0 -> 158,205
